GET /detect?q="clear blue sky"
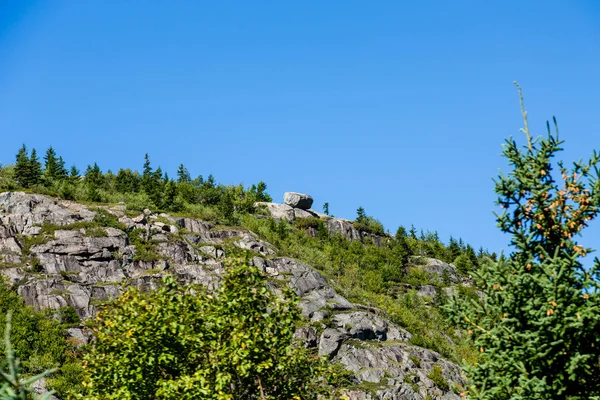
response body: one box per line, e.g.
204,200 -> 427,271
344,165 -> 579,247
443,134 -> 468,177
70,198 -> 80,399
1,1 -> 600,255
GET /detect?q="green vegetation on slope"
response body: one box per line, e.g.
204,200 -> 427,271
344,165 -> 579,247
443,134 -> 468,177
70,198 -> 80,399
82,259 -> 348,400
0,143 -> 497,397
0,278 -> 83,398
242,214 -> 484,363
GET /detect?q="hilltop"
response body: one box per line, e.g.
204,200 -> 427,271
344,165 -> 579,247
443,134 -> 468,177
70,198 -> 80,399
0,148 -> 493,398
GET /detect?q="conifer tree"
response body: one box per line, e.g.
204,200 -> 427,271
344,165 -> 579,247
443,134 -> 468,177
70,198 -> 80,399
356,206 -> 366,222
57,156 -> 68,179
409,224 -> 417,239
446,85 -> 600,398
448,237 -> 462,261
176,163 -> 191,183
43,146 -> 59,182
69,166 -> 80,184
28,148 -> 42,187
14,145 -> 30,188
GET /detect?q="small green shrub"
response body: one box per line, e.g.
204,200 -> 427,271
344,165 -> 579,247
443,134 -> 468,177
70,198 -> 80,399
82,260 -> 337,399
427,364 -> 449,391
294,216 -> 323,230
128,228 -> 162,262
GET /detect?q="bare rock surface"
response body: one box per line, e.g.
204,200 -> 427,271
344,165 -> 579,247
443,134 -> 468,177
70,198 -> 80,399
0,192 -> 465,399
283,192 -> 314,209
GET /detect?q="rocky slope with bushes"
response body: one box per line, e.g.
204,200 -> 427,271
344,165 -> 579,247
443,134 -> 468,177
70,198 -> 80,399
0,191 -> 481,399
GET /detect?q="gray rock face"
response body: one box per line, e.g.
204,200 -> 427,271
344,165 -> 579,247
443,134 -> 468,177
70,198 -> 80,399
254,202 -> 296,221
335,343 -> 463,399
319,328 -> 349,357
409,257 -> 459,284
283,192 -> 314,210
332,311 -> 412,341
0,192 -> 465,399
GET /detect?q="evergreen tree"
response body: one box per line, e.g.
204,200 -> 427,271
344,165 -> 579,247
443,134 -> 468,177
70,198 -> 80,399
446,86 -> 600,398
115,169 -> 140,193
14,145 -> 30,188
409,224 -> 417,239
255,181 -> 271,202
43,146 -> 59,182
176,163 -> 191,183
356,206 -> 366,222
28,149 -> 42,187
206,174 -> 216,188
323,202 -> 330,216
448,237 -> 462,261
69,166 -> 80,184
85,163 -> 103,187
162,180 -> 181,211
57,156 -> 68,179
464,244 -> 479,270
83,163 -> 103,202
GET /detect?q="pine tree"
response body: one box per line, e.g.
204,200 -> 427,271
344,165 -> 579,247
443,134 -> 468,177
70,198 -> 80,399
356,206 -> 366,222
448,237 -> 462,261
446,85 -> 600,398
57,156 -> 68,179
255,181 -> 271,202
69,166 -> 80,184
85,163 -> 103,187
162,180 -> 180,211
28,149 -> 42,187
115,169 -> 140,193
14,145 -> 30,188
141,154 -> 155,196
323,202 -> 330,216
409,224 -> 417,239
43,146 -> 59,182
176,164 -> 191,183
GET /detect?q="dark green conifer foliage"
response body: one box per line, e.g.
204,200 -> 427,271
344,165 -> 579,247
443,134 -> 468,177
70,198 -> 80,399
409,224 -> 417,239
176,163 -> 191,183
356,206 -> 366,222
141,154 -> 162,207
57,156 -> 68,179
14,145 -> 30,188
162,180 -> 181,211
43,146 -> 60,182
115,169 -> 140,193
448,237 -> 462,261
28,149 -> 42,187
446,85 -> 600,398
323,202 -> 330,216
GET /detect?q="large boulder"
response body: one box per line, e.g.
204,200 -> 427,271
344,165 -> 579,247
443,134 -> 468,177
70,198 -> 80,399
284,192 -> 313,210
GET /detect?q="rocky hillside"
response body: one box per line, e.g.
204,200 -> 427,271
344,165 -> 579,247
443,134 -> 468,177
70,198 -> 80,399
0,191 -> 469,399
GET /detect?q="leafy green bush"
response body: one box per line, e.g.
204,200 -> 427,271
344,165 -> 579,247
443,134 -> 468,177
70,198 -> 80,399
128,228 -> 162,262
294,216 -> 323,230
427,364 -> 449,391
82,259 -> 334,399
0,278 -> 82,398
0,312 -> 57,400
353,216 -> 385,236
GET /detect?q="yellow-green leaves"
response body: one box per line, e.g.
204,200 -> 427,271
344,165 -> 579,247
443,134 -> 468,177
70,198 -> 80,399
82,259 -> 328,399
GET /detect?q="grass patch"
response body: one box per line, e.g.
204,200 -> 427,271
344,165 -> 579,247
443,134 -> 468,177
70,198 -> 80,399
129,228 -> 162,262
427,364 -> 449,391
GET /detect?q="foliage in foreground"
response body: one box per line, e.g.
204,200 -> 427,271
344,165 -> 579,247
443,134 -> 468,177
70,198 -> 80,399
0,278 -> 82,398
446,85 -> 600,398
82,259 -> 344,399
0,312 -> 55,400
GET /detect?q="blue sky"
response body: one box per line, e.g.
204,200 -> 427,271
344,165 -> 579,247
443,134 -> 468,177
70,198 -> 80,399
1,1 -> 600,255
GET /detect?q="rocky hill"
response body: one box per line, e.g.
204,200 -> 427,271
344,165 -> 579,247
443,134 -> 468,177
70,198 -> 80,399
0,191 -> 470,399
